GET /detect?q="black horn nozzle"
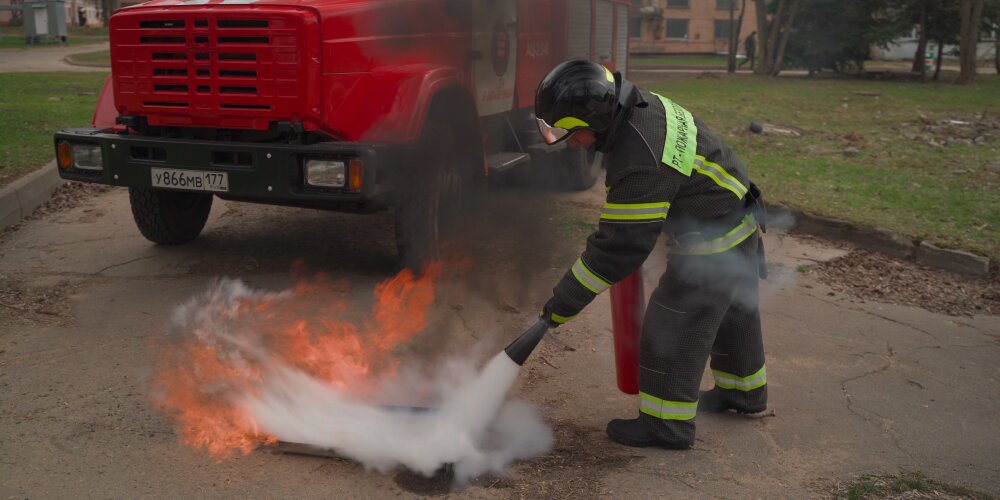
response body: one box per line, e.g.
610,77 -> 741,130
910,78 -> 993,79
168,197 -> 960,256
504,319 -> 551,366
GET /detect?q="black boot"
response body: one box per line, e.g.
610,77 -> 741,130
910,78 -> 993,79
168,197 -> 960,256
697,388 -> 767,415
606,418 -> 691,450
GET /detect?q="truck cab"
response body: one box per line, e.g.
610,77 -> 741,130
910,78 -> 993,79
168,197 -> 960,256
54,0 -> 630,267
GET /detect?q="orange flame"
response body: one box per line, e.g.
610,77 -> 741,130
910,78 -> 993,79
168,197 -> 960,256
150,262 -> 443,458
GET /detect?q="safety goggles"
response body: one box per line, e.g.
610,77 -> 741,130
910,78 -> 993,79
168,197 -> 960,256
536,117 -> 589,145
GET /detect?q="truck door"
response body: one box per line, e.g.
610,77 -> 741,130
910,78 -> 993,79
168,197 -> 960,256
473,0 -> 518,117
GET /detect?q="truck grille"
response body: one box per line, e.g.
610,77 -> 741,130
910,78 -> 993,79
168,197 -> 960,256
110,7 -> 320,131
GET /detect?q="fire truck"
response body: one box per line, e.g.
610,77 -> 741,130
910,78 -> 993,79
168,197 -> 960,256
54,0 -> 631,267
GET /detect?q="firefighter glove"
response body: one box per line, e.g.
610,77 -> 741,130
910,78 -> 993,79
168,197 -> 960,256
540,296 -> 576,328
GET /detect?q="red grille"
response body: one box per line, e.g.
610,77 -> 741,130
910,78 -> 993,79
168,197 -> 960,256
110,7 -> 320,131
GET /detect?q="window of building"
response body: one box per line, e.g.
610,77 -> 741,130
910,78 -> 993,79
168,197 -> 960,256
665,19 -> 689,40
667,0 -> 689,8
716,0 -> 737,10
714,19 -> 735,39
629,16 -> 642,38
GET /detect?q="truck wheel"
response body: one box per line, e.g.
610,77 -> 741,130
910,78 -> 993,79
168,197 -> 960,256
562,148 -> 603,191
128,187 -> 213,245
395,121 -> 471,270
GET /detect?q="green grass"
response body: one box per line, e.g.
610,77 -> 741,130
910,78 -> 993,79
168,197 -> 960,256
632,55 -> 732,68
0,72 -> 108,186
0,25 -> 108,49
836,472 -> 994,499
65,49 -> 110,67
648,74 -> 1000,260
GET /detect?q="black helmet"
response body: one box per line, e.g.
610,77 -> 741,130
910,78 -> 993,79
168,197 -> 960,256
535,59 -> 618,145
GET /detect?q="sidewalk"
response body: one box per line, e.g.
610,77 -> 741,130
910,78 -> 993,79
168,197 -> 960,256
0,42 -> 110,73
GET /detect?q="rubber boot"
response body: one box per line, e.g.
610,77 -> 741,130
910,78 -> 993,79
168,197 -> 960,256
606,418 -> 691,450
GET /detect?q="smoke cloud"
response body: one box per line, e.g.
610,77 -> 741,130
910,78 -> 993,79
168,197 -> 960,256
153,278 -> 553,483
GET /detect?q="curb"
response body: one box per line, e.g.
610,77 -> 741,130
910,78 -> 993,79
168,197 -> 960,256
0,162 -> 65,232
766,202 -> 991,277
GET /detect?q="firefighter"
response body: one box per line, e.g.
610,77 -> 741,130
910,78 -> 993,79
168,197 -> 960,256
535,59 -> 768,450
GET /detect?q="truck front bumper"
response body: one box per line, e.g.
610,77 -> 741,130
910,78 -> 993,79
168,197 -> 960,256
53,128 -> 399,213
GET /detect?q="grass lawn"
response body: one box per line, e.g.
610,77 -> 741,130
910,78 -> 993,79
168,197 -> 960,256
0,25 -> 108,49
646,74 -> 1000,260
0,72 -> 108,186
65,49 -> 110,67
632,55 -> 732,68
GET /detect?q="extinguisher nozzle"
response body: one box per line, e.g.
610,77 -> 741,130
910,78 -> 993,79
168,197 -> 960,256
503,319 -> 550,366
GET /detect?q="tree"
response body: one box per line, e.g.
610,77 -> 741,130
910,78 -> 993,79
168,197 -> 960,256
984,0 -> 1000,73
956,0 -> 985,84
753,0 -> 802,76
727,0 -> 748,73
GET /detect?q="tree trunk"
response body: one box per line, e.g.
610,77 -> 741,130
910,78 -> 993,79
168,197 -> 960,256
933,41 -> 944,81
956,0 -> 985,84
770,0 -> 800,76
995,32 -> 999,74
911,3 -> 928,74
728,1 -> 738,72
753,0 -> 770,75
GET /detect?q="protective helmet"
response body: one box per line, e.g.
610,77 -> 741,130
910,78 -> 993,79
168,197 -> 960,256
535,59 -> 618,145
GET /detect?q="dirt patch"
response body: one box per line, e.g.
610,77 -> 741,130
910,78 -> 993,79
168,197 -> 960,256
832,472 -> 995,499
471,420 -> 636,499
900,113 -> 999,149
0,273 -> 78,326
810,248 -> 1000,316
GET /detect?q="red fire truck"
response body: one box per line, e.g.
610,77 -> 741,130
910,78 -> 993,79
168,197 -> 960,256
54,0 -> 631,267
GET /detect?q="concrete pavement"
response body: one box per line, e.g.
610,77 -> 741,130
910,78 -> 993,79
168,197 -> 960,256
0,182 -> 996,498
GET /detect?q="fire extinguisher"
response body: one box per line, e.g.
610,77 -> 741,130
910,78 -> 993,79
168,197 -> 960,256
609,270 -> 644,394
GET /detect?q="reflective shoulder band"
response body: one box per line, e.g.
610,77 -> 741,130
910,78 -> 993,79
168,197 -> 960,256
693,155 -> 748,200
600,201 -> 670,223
712,365 -> 766,391
672,214 -> 758,256
653,92 -> 697,177
639,392 -> 697,420
570,257 -> 611,295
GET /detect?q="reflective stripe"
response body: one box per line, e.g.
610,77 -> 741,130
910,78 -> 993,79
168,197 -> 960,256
713,365 -> 766,391
639,392 -> 697,420
671,214 -> 758,256
653,92 -> 697,177
600,201 -> 670,222
693,155 -> 748,200
570,257 -> 611,295
553,116 -> 589,130
550,312 -> 574,324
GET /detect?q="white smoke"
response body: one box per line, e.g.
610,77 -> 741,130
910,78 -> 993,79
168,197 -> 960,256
165,279 -> 553,483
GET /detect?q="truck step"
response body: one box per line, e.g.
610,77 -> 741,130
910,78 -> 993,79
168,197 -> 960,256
486,152 -> 530,173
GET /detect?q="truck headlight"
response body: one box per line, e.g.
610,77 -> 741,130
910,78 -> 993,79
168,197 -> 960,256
72,144 -> 103,171
304,159 -> 346,188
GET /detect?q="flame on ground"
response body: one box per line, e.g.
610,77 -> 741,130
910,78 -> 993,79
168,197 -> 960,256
150,262 -> 443,459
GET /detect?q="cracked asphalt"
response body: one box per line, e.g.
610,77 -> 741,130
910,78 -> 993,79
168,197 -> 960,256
0,180 -> 997,498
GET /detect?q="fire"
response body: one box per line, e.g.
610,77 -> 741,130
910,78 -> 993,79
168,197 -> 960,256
150,262 -> 444,458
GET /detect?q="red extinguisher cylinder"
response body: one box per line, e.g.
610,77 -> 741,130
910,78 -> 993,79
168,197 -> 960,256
609,270 -> 645,394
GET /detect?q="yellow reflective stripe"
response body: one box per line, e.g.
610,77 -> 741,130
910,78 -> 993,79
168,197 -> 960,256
553,116 -> 589,129
693,155 -> 748,200
639,392 -> 697,420
712,365 -> 766,391
672,214 -> 758,256
570,257 -> 611,295
653,92 -> 697,177
604,65 -> 615,82
551,312 -> 574,324
600,201 -> 670,222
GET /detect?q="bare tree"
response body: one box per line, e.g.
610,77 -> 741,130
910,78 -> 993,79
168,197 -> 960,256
911,2 -> 929,74
753,0 -> 801,76
727,0 -> 748,73
956,0 -> 985,84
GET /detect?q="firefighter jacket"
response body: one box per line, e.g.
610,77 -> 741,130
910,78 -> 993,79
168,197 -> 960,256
548,89 -> 760,324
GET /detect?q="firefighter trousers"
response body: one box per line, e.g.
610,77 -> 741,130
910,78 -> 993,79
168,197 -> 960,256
637,231 -> 766,446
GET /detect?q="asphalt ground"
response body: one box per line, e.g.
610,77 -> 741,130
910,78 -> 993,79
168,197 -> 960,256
0,178 -> 996,498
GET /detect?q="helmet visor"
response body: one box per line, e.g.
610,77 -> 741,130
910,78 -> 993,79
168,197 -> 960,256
536,118 -> 573,145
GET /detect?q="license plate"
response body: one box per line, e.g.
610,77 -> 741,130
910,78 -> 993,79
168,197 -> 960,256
151,168 -> 229,193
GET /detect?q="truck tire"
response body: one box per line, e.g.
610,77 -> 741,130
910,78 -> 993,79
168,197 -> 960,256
394,120 -> 472,270
562,148 -> 603,191
128,187 -> 213,245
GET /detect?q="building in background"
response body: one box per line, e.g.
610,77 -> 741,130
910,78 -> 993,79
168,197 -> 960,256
629,0 -> 758,55
1,0 -> 102,27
